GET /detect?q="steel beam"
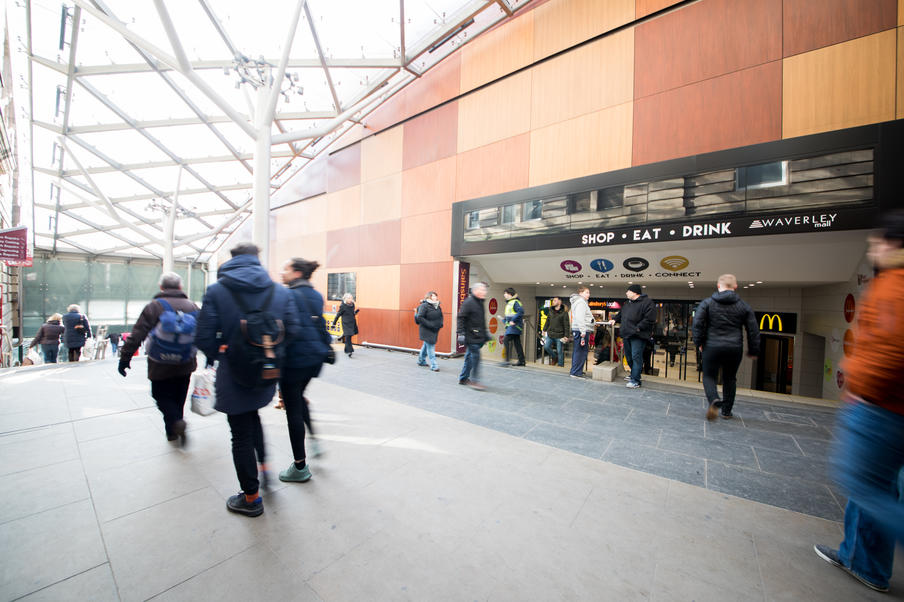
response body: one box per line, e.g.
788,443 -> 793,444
303,1 -> 341,112
71,57 -> 402,76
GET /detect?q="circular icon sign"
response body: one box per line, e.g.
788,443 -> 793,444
560,260 -> 582,273
488,316 -> 498,334
590,259 -> 614,273
843,329 -> 855,357
498,335 -> 505,345
623,257 -> 649,272
836,370 -> 845,390
488,298 -> 498,314
660,255 -> 690,271
486,340 -> 497,353
843,294 -> 855,323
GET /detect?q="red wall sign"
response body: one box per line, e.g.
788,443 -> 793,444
488,298 -> 498,314
0,226 -> 27,261
843,294 -> 855,323
488,317 -> 498,334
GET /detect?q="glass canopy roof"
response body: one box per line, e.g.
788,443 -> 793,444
11,0 -> 533,262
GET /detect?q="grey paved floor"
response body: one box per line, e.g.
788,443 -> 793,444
1,352 -> 901,601
330,348 -> 844,521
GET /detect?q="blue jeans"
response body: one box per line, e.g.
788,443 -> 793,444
543,336 -> 564,366
831,400 -> 904,588
459,343 -> 482,383
623,336 -> 645,384
417,342 -> 438,370
570,330 -> 588,376
41,344 -> 59,363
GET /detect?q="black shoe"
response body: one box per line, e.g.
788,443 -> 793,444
172,419 -> 187,448
514,362 -> 526,367
720,413 -> 733,420
226,492 -> 263,517
706,401 -> 720,421
813,544 -> 889,592
459,379 -> 470,386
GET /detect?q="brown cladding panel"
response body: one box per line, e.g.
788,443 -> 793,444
354,308 -> 401,346
634,0 -> 782,99
325,225 -> 361,268
635,0 -> 682,19
632,61 -> 782,166
326,144 -> 362,193
783,0 -> 897,57
358,219 -> 401,267
455,133 -> 530,202
397,309 -> 422,350
402,101 -> 459,171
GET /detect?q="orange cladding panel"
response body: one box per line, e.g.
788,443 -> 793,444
632,61 -> 782,166
455,133 -> 530,202
402,101 -> 459,171
401,211 -> 452,265
783,0 -> 897,57
402,157 -> 457,218
634,0 -> 781,99
400,262 -> 454,316
635,0 -> 682,19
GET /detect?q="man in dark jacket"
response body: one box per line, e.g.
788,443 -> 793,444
542,296 -> 568,367
609,285 -> 656,389
62,304 -> 91,362
118,272 -> 199,446
278,257 -> 332,483
195,243 -> 301,518
415,291 -> 444,372
692,274 -> 759,420
457,282 -> 488,390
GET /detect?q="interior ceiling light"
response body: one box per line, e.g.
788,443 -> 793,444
756,281 -> 763,284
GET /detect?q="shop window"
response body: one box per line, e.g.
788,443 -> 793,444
522,199 -> 543,221
598,186 -> 625,210
738,161 -> 787,190
466,210 -> 480,230
501,203 -> 520,224
570,191 -> 592,213
327,272 -> 356,301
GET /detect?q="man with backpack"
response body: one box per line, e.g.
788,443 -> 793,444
119,272 -> 200,447
196,243 -> 300,518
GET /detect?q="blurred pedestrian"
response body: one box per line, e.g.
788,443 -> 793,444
31,313 -> 64,363
457,282 -> 489,390
62,304 -> 91,362
332,293 -> 359,358
692,275 -> 759,419
416,291 -> 444,372
814,211 -> 904,593
108,331 -> 120,356
118,272 -> 199,446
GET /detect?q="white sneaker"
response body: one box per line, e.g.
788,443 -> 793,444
309,438 -> 323,458
626,381 -> 641,389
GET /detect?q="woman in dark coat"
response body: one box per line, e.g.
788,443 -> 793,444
31,313 -> 65,363
62,304 -> 91,362
331,293 -> 359,357
415,291 -> 444,372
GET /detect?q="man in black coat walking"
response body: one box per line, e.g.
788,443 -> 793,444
609,285 -> 656,389
692,274 -> 760,420
456,282 -> 489,390
415,291 -> 444,371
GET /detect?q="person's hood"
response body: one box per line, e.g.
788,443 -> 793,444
630,293 -> 648,301
570,293 -> 585,306
216,254 -> 274,293
47,320 -> 61,325
712,290 -> 740,304
420,298 -> 440,308
153,288 -> 188,299
287,278 -> 312,289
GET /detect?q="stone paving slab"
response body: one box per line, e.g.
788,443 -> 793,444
0,355 -> 902,601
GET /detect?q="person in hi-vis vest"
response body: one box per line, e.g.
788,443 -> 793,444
501,288 -> 525,366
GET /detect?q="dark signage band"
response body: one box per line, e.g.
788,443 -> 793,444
754,311 -> 798,334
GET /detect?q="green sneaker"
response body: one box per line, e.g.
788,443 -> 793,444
279,463 -> 312,483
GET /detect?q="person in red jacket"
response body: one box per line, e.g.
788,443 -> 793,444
814,211 -> 904,593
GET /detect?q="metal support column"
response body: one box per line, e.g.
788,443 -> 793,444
252,85 -> 271,267
163,167 -> 182,273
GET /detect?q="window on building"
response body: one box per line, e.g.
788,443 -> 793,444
522,199 -> 543,221
466,210 -> 480,230
570,192 -> 592,213
738,161 -> 788,190
501,203 -> 520,224
598,186 -> 625,210
327,272 -> 356,301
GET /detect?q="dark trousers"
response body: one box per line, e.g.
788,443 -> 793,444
570,330 -> 589,376
623,336 -> 646,384
41,344 -> 59,363
503,333 -> 525,364
226,411 -> 265,495
150,375 -> 191,437
280,368 -> 317,462
343,335 -> 354,354
67,347 -> 81,362
701,346 -> 743,413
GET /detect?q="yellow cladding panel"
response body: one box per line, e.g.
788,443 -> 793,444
783,30 -> 896,138
361,173 -> 402,225
529,102 -> 633,187
356,265 -> 402,310
270,231 -> 327,278
532,0 -> 634,61
361,125 -> 403,183
460,11 -> 534,93
531,29 -> 634,130
400,210 -> 453,264
326,186 -> 361,230
274,195 -> 328,236
457,71 -> 532,153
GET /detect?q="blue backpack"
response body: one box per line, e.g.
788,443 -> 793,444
146,299 -> 198,364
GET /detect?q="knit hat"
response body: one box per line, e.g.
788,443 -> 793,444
627,284 -> 643,295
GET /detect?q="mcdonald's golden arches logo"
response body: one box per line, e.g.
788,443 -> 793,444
759,313 -> 783,331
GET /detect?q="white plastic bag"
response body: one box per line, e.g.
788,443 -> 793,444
26,347 -> 43,366
190,368 -> 217,416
